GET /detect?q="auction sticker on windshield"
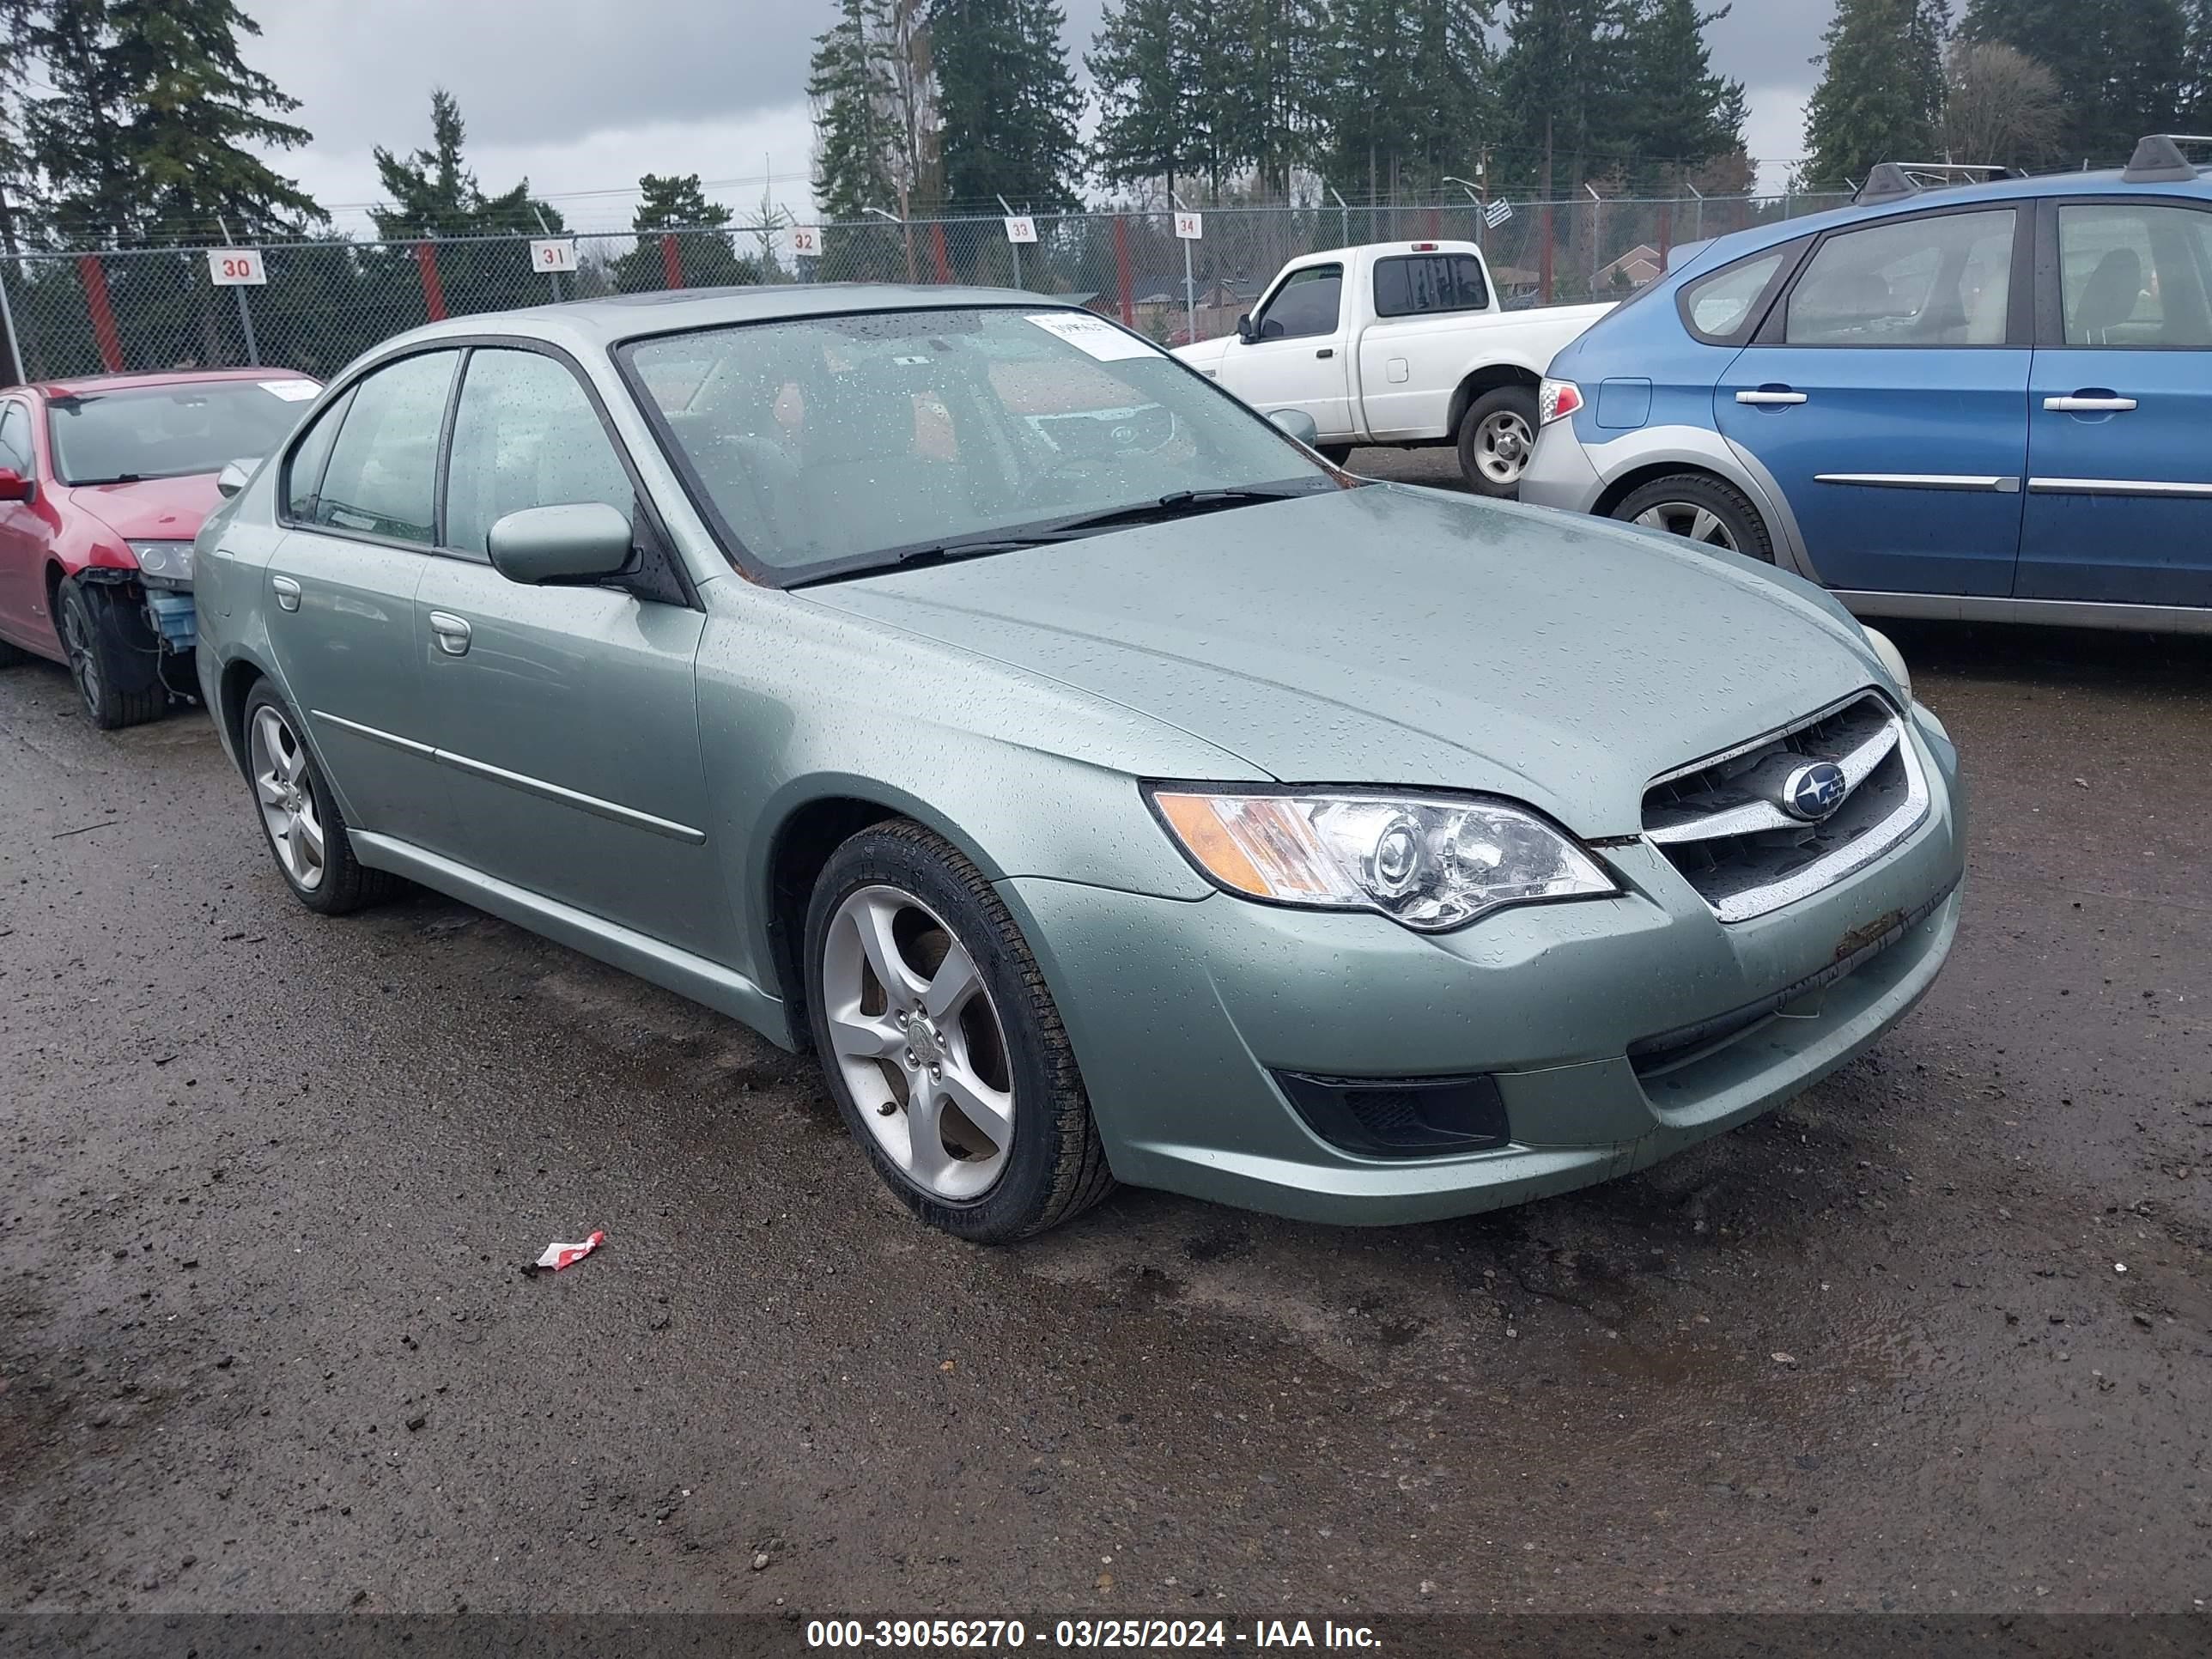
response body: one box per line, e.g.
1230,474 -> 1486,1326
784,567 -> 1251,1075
259,380 -> 319,402
1026,313 -> 1160,362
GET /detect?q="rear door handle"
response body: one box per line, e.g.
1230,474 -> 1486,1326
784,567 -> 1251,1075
427,611 -> 472,657
270,574 -> 301,612
1735,389 -> 1808,406
2045,394 -> 2136,412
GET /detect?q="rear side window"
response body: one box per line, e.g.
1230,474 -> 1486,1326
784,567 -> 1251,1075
1255,264 -> 1343,340
1679,247 -> 1790,343
282,387 -> 353,521
443,349 -> 635,558
310,351 -> 458,544
0,401 -> 31,475
1374,253 -> 1489,318
2057,202 -> 2212,347
1784,209 -> 2015,346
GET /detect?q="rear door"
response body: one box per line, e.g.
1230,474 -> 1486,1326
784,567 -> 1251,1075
1714,204 -> 2032,596
2018,196 -> 2212,606
264,349 -> 458,851
410,343 -> 726,960
1212,261 -> 1353,438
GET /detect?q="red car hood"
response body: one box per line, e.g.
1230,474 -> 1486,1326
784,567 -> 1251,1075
66,473 -> 222,541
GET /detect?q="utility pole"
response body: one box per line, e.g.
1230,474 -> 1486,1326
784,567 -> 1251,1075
1539,116 -> 1555,306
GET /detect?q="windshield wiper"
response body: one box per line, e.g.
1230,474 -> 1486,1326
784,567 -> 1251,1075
70,472 -> 144,486
1036,483 -> 1325,537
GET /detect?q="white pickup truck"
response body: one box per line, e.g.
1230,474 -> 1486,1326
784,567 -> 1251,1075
1171,240 -> 1612,496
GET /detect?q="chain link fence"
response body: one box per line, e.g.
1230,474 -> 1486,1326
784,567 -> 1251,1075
0,192 -> 1852,384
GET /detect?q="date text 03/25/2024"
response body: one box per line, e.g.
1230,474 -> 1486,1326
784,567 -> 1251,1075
805,1619 -> 1382,1650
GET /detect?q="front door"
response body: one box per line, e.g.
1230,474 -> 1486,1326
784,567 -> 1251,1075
2018,197 -> 2212,607
263,349 -> 458,853
1714,204 -> 2030,597
1215,261 -> 1353,439
0,398 -> 46,650
411,345 -> 726,959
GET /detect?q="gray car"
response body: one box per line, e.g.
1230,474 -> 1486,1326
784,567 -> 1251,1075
195,286 -> 1965,1242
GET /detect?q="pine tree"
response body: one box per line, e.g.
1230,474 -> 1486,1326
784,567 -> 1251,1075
368,88 -> 559,240
810,0 -> 898,219
0,0 -> 38,257
2183,0 -> 2212,124
931,0 -> 1084,210
1089,0 -> 1201,195
1495,0 -> 1632,192
1802,0 -> 1948,190
1962,0 -> 2185,163
1620,0 -> 1747,190
612,173 -> 755,291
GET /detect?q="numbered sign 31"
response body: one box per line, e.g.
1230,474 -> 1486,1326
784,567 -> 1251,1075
530,237 -> 578,273
206,248 -> 267,286
1174,211 -> 1204,240
789,226 -> 822,258
1003,216 -> 1037,245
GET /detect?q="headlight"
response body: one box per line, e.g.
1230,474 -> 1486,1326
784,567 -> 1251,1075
1862,625 -> 1911,702
127,539 -> 194,584
1537,377 -> 1584,425
1147,787 -> 1617,932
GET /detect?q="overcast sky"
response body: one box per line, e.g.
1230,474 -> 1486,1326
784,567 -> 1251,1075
242,0 -> 1833,235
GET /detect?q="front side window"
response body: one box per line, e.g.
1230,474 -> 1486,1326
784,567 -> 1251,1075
45,377 -> 319,485
444,349 -> 635,557
1784,209 -> 2016,346
1374,253 -> 1489,318
310,351 -> 458,545
1680,247 -> 1790,343
1254,264 -> 1344,340
2058,202 -> 2212,347
624,307 -> 1332,578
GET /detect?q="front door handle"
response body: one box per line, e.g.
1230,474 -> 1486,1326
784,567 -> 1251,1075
1736,389 -> 1808,406
270,574 -> 301,612
1316,347 -> 1334,358
427,611 -> 472,657
2045,394 -> 2136,412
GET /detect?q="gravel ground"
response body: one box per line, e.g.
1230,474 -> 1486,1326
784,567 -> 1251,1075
3,467 -> 2209,1641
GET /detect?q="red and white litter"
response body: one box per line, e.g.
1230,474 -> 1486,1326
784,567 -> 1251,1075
526,1231 -> 605,1275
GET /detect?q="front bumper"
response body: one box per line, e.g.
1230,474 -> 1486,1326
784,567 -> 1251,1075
1000,713 -> 1965,1225
1518,421 -> 1607,514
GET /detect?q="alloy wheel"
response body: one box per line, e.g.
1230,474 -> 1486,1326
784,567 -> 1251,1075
1474,409 -> 1534,487
821,884 -> 1016,1201
1633,501 -> 1741,550
249,705 -> 327,891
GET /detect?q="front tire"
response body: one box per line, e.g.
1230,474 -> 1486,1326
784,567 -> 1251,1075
1610,472 -> 1774,561
804,819 -> 1113,1243
1456,386 -> 1539,498
57,576 -> 166,729
240,681 -> 393,915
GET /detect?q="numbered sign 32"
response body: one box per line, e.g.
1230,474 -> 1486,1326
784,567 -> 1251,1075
1003,216 -> 1037,245
531,237 -> 578,273
1173,211 -> 1204,240
789,226 -> 823,258
206,248 -> 267,286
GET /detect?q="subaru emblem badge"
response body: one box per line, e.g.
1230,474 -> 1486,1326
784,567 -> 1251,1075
1784,761 -> 1850,822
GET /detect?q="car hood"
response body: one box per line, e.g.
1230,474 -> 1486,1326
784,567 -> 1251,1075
799,485 -> 1888,837
65,473 -> 221,542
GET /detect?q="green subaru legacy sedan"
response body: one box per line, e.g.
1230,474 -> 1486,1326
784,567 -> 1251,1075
193,287 -> 1964,1242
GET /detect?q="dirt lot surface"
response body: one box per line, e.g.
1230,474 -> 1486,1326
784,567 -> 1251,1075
4,463 -> 2209,1649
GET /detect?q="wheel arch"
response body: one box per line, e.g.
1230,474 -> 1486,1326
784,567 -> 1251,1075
1446,362 -> 1542,434
217,655 -> 270,778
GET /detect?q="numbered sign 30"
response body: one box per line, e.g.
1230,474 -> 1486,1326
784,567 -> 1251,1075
1173,211 -> 1204,240
531,237 -> 578,273
206,248 -> 267,286
1003,216 -> 1037,245
789,226 -> 823,258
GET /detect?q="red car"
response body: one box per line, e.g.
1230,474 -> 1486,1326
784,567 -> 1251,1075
0,368 -> 319,727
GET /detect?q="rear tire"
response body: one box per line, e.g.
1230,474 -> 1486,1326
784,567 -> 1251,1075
241,680 -> 395,915
57,576 -> 167,729
1610,472 -> 1774,562
1455,386 -> 1539,498
804,818 -> 1114,1243
1314,443 -> 1354,466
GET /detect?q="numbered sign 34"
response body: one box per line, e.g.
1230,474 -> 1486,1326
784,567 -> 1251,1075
530,237 -> 578,273
789,226 -> 822,258
206,248 -> 267,286
1174,211 -> 1204,240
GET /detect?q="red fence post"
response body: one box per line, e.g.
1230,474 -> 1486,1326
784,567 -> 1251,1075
1539,205 -> 1554,305
76,255 -> 124,372
930,223 -> 952,284
660,234 -> 684,289
1114,216 -> 1134,326
413,241 -> 448,321
1425,207 -> 1439,239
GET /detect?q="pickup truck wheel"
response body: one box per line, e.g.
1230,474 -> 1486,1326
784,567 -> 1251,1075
1456,387 -> 1539,498
1314,443 -> 1353,466
1610,473 -> 1774,562
57,576 -> 167,730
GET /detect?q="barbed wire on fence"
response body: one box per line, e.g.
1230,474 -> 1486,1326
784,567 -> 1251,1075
0,191 -> 1853,385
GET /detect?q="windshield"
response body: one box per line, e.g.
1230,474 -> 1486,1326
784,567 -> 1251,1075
622,307 -> 1333,580
47,378 -> 319,485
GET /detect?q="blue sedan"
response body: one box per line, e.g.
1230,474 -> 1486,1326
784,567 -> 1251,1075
1521,135 -> 2212,632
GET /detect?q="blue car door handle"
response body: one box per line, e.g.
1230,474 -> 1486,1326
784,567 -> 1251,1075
1736,388 -> 1807,406
2045,394 -> 2136,413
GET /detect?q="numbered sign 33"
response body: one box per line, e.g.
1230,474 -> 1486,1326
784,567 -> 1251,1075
1173,211 -> 1204,240
530,237 -> 578,273
207,248 -> 267,286
789,226 -> 823,258
1003,216 -> 1038,245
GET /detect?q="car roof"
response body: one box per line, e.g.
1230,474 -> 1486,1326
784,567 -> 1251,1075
22,366 -> 315,399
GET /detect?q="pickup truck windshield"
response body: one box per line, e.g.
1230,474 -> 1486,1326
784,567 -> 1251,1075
47,379 -> 318,485
624,307 -> 1331,580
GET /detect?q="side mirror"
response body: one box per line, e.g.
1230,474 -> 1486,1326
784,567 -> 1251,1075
488,502 -> 635,585
215,457 -> 256,500
1235,313 -> 1255,344
0,465 -> 34,504
1266,408 -> 1320,447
